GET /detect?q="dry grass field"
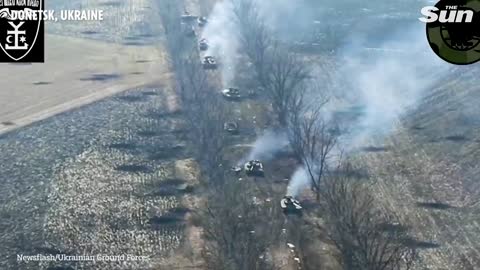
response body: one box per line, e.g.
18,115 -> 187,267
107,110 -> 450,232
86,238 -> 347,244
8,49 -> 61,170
359,67 -> 480,270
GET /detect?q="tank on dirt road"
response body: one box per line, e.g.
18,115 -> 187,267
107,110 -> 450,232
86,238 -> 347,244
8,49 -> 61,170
202,56 -> 217,69
280,196 -> 302,215
244,160 -> 264,177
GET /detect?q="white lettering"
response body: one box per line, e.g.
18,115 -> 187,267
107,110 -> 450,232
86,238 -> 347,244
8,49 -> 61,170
456,9 -> 474,23
439,10 -> 457,22
419,6 -> 439,23
420,6 -> 474,23
59,9 -> 103,20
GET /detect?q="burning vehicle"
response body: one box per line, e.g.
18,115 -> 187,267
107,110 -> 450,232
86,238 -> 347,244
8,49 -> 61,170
199,39 -> 209,51
202,56 -> 217,69
221,88 -> 241,100
280,196 -> 302,215
244,160 -> 264,177
224,121 -> 239,134
198,16 -> 208,27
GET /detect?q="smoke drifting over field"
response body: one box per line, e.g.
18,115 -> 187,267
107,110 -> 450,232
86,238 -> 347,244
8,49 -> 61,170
287,25 -> 450,197
337,26 -> 450,150
204,1 -> 452,197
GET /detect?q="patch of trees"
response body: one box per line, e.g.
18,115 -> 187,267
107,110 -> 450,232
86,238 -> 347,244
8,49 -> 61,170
158,0 -> 228,184
320,164 -> 417,270
175,53 -> 228,183
199,179 -> 283,270
231,2 -> 420,269
158,1 -> 421,269
232,0 -> 310,128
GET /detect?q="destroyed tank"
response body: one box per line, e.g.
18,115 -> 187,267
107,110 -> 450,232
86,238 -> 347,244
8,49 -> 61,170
231,165 -> 242,174
280,196 -> 302,215
244,160 -> 264,177
202,56 -> 217,69
224,122 -> 239,134
221,88 -> 241,100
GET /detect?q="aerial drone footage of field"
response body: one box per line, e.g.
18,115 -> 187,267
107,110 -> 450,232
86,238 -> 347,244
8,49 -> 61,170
0,0 -> 479,270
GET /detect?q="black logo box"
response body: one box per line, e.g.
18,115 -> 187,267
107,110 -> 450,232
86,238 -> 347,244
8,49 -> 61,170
0,0 -> 45,63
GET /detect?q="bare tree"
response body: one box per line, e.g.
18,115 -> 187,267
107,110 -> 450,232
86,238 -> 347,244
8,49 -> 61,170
231,0 -> 309,127
176,53 -> 209,107
320,164 -> 417,270
200,179 -> 279,270
261,46 -> 310,127
157,0 -> 190,70
231,0 -> 271,80
288,99 -> 338,201
175,53 -> 228,184
157,0 -> 227,182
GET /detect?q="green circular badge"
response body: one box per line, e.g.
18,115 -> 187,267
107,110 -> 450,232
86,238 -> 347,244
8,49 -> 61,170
425,0 -> 480,65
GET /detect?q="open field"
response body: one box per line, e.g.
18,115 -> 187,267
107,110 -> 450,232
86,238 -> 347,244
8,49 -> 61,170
0,85 -> 202,269
0,0 -> 170,134
0,34 -> 170,134
0,1 -> 194,268
357,67 -> 480,270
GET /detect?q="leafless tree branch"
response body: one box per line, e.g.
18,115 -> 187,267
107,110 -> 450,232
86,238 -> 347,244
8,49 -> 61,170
320,163 -> 417,270
200,180 -> 279,270
288,95 -> 337,201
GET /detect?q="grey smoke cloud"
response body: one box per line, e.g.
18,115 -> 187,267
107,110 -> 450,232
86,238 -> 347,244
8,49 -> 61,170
201,0 -> 316,86
287,24 -> 451,197
336,25 -> 450,150
202,0 -> 452,197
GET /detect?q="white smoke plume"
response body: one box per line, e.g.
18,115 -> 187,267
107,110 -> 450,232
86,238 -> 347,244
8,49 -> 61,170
248,130 -> 289,160
286,22 -> 451,198
200,0 -> 309,87
286,167 -> 310,197
238,130 -> 289,165
201,0 -> 452,197
201,1 -> 239,86
336,25 -> 450,150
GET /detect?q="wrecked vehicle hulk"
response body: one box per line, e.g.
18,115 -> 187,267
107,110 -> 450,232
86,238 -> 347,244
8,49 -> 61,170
230,165 -> 242,175
281,196 -> 302,215
244,160 -> 264,177
223,121 -> 239,134
221,88 -> 241,100
202,56 -> 217,69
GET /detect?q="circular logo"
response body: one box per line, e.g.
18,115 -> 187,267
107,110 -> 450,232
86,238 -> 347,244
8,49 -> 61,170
425,0 -> 480,65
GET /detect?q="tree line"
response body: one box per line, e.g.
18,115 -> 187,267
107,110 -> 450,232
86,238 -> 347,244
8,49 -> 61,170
158,0 -> 418,269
